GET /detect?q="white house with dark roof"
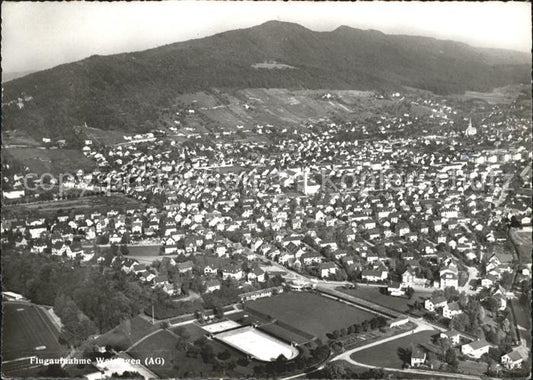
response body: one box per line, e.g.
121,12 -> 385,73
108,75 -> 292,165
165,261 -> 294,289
501,350 -> 524,369
461,340 -> 491,359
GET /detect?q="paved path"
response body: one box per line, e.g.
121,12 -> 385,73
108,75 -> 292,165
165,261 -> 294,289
332,323 -> 481,380
331,323 -> 435,363
126,329 -> 164,352
335,357 -> 482,380
115,351 -> 159,379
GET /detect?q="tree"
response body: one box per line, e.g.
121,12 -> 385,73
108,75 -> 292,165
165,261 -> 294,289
450,313 -> 470,332
500,271 -> 514,290
120,245 -> 129,255
445,348 -> 458,367
485,297 -> 499,313
214,306 -> 224,319
323,361 -> 346,379
406,287 -> 415,299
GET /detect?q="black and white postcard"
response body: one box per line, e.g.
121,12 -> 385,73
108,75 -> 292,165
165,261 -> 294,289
1,2 -> 531,379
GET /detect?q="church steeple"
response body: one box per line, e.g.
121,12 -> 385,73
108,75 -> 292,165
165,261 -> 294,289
465,117 -> 477,136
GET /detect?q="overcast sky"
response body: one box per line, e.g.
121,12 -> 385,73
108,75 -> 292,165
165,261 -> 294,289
2,1 -> 531,74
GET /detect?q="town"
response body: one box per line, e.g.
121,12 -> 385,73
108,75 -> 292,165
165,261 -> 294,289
2,85 -> 531,380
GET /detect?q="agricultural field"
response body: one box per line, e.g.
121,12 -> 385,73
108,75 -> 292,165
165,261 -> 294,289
337,286 -> 428,313
246,291 -> 378,340
174,88 -> 386,134
509,228 -> 532,264
3,147 -> 96,175
350,330 -> 437,369
2,302 -> 67,361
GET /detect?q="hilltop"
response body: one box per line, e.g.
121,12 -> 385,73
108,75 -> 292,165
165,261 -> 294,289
2,20 -> 530,137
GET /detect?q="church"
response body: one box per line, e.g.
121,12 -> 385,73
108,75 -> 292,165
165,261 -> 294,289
465,118 -> 477,136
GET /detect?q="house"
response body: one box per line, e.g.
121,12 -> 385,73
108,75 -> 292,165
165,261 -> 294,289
411,347 -> 426,367
205,279 -> 221,293
239,286 -> 283,302
222,265 -> 243,281
319,262 -> 337,278
401,268 -> 415,287
439,330 -> 461,346
140,271 -> 156,283
481,274 -> 498,288
501,350 -> 524,370
361,269 -> 388,282
247,267 -> 266,282
395,221 -> 410,237
461,340 -> 491,359
301,252 -> 323,265
443,302 -> 463,319
177,261 -> 194,273
440,264 -> 459,289
424,296 -> 447,312
388,282 -> 405,297
388,316 -> 409,328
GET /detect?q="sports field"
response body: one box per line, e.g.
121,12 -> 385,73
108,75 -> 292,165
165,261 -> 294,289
2,302 -> 67,361
215,326 -> 299,362
350,330 -> 437,369
246,292 -> 377,340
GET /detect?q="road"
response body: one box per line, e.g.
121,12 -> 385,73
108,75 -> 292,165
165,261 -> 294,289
331,322 -> 482,380
331,323 -> 435,363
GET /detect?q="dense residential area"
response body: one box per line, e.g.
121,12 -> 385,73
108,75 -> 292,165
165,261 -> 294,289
2,84 -> 531,379
1,6 -> 532,380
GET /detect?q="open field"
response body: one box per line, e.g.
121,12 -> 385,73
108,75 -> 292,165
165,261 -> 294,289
80,124 -> 133,146
127,245 -> 161,257
129,323 -> 256,378
2,194 -> 146,219
337,286 -> 428,313
509,228 -> 532,264
246,292 -> 377,340
94,314 -> 160,350
457,360 -> 488,376
3,147 -> 96,175
174,88 -> 385,134
460,85 -> 531,105
128,330 -> 180,378
2,302 -> 67,361
350,330 -> 437,369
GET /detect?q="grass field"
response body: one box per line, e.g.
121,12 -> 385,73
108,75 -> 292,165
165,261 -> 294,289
128,330 -> 180,378
127,245 -> 161,256
246,292 -> 377,340
337,286 -> 428,313
94,315 -> 160,350
457,360 -> 488,376
350,330 -> 437,369
509,229 -> 532,264
2,302 -> 67,361
129,323 -> 255,378
3,147 -> 96,175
